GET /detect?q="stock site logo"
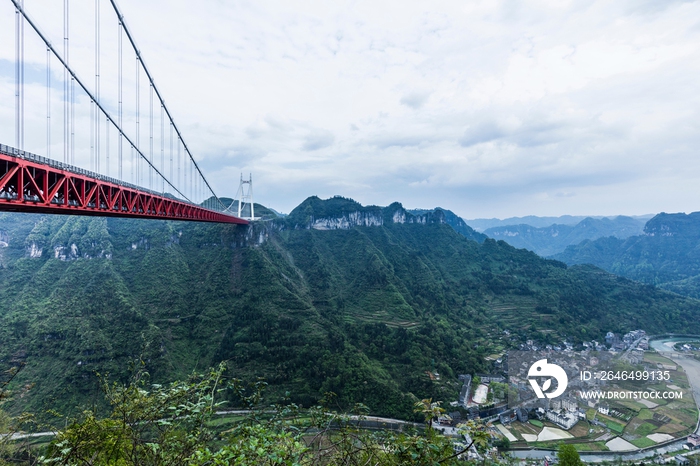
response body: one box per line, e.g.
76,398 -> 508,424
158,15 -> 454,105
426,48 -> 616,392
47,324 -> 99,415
528,359 -> 568,399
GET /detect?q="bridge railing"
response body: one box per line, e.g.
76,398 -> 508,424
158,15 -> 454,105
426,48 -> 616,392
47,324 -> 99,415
0,143 -> 225,211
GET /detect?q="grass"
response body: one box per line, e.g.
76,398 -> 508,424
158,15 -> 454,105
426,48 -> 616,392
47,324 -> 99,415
568,422 -> 591,438
586,408 -> 597,421
658,423 -> 690,435
633,422 -> 657,437
529,419 -> 543,428
606,420 -> 625,434
644,352 -> 676,365
630,437 -> 657,448
573,441 -> 609,452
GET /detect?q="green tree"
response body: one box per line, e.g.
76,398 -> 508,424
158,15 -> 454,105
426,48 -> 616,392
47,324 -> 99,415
0,365 -> 35,465
41,363 -> 227,465
557,443 -> 583,466
39,365 -> 500,466
413,398 -> 447,430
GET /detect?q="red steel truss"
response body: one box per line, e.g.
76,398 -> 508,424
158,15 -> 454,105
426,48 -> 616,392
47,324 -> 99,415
0,145 -> 247,224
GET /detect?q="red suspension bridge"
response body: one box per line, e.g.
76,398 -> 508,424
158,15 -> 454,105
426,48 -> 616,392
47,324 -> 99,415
2,0 -> 247,224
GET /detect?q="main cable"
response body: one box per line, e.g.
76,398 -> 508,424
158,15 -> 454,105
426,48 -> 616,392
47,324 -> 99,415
9,0 -> 194,203
106,0 -> 227,210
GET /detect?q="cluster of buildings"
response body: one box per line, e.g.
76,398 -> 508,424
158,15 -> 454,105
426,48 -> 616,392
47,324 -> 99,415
452,328 -> 655,433
605,329 -> 648,352
518,329 -> 649,354
498,397 -> 585,431
519,339 -> 574,352
503,328 -> 653,431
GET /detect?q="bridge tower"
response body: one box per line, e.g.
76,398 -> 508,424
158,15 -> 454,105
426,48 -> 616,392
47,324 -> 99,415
234,174 -> 259,221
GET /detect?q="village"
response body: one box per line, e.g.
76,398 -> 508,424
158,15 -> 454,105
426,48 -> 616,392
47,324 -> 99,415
439,330 -> 700,462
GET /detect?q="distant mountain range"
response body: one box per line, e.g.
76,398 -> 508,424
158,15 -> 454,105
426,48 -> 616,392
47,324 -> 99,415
465,214 -> 654,232
482,216 -> 647,257
553,212 -> 700,299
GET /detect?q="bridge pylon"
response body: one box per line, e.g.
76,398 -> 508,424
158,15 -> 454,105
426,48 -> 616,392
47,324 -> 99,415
233,174 -> 259,221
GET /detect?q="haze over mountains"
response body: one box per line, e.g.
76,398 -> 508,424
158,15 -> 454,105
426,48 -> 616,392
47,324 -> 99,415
553,212 -> 700,300
480,216 -> 647,257
458,209 -> 700,301
464,214 -> 655,232
1,197 -> 699,422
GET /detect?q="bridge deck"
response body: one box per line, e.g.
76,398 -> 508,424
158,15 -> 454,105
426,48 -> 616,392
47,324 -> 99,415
0,145 -> 247,224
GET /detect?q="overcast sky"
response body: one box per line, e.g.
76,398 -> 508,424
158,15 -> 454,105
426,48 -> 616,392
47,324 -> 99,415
1,0 -> 699,219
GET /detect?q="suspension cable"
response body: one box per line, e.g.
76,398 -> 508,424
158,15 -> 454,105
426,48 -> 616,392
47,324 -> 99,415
9,0 -> 195,203
106,0 -> 227,210
46,46 -> 50,158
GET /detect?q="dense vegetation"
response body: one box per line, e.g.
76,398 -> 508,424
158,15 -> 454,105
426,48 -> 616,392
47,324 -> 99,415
482,216 -> 645,256
1,364 -> 496,465
1,199 -> 699,423
408,208 -> 487,243
553,212 -> 700,298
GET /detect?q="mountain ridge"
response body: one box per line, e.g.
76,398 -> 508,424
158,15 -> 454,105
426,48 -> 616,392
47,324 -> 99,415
483,216 -> 645,256
553,211 -> 700,298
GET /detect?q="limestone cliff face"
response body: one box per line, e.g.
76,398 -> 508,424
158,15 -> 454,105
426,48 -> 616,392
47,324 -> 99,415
25,216 -> 113,260
643,212 -> 700,238
310,211 -> 384,230
0,230 -> 9,248
286,196 -> 447,231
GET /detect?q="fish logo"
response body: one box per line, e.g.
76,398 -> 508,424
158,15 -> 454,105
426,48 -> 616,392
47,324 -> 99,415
528,359 -> 568,399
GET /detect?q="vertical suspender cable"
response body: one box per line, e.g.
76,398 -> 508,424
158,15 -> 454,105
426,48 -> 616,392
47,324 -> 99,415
118,17 -> 123,179
19,0 -> 25,150
47,47 -> 50,158
71,71 -> 75,164
106,120 -> 109,177
16,0 -> 24,149
149,84 -> 153,190
15,3 -> 20,149
135,58 -> 139,184
95,0 -> 100,172
67,0 -> 74,165
63,0 -> 68,163
160,104 -> 164,193
90,95 -> 94,170
169,123 -> 173,192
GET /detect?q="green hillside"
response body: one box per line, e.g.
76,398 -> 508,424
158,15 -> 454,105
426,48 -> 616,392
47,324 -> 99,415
1,201 -> 699,422
553,212 -> 700,298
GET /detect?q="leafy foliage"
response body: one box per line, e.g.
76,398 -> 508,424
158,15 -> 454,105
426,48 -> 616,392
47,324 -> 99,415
557,443 -> 583,466
39,366 -> 496,466
42,364 -> 226,465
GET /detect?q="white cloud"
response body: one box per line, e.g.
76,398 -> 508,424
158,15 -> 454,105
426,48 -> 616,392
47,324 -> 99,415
1,0 -> 700,218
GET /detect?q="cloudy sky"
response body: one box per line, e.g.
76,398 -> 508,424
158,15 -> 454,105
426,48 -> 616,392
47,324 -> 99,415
1,0 -> 699,219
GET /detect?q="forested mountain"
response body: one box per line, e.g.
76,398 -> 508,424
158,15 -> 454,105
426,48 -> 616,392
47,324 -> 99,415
553,212 -> 700,298
0,199 -> 698,422
483,216 -> 646,256
408,208 -> 487,243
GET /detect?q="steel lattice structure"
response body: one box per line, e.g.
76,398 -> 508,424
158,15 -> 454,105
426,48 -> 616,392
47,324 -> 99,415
0,145 -> 246,224
2,0 -> 249,225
